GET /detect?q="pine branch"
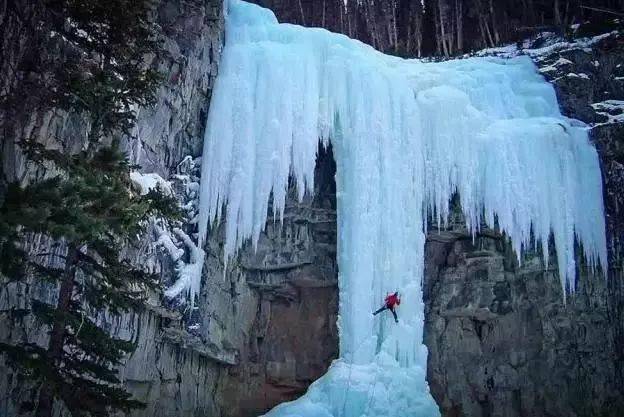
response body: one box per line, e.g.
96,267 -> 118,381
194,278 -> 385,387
580,5 -> 624,17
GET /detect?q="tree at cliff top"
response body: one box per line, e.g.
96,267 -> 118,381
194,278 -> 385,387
253,0 -> 623,57
0,1 -> 180,416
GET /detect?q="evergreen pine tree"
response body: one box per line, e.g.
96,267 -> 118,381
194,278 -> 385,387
0,1 -> 181,416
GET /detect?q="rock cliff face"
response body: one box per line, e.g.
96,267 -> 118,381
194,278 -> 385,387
1,2 -> 339,415
1,1 -> 623,417
237,3 -> 624,415
0,1 -> 232,416
423,32 -> 624,417
118,142 -> 339,417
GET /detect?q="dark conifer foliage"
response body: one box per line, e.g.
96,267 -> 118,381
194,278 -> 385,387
0,1 -> 180,416
0,146 -> 179,417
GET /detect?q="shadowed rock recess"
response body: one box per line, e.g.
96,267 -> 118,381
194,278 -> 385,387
1,1 -> 623,417
201,143 -> 339,417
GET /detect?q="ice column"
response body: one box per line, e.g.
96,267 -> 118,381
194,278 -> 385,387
195,1 -> 608,416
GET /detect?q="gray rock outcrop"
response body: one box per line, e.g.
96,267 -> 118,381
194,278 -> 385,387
424,226 -> 623,417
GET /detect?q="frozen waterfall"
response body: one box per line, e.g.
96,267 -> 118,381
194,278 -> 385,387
194,1 -> 608,416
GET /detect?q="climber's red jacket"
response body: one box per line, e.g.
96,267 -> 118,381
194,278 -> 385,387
384,293 -> 400,309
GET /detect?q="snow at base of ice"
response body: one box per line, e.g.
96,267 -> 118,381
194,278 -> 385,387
195,1 -> 608,416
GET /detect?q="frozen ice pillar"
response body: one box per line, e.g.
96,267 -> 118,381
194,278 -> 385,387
196,1 -> 608,416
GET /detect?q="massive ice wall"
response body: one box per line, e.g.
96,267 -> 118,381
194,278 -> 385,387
192,1 -> 608,416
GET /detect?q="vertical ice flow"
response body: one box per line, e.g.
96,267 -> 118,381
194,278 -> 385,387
196,1 -> 608,416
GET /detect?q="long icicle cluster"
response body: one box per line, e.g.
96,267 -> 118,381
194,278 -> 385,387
190,1 -> 607,416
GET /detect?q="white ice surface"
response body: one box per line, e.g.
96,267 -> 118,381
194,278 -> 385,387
195,1 -> 608,416
475,31 -> 618,60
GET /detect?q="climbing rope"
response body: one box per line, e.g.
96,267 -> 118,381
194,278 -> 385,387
340,290 -> 404,416
340,335 -> 369,417
363,364 -> 382,416
340,317 -> 391,417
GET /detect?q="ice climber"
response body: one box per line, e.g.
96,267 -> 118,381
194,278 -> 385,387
372,292 -> 401,323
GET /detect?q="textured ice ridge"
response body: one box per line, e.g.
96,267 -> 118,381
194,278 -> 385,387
193,1 -> 608,416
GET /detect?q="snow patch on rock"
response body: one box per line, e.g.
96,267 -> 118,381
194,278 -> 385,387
130,172 -> 173,196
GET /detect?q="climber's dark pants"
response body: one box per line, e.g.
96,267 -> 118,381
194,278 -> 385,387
373,305 -> 398,322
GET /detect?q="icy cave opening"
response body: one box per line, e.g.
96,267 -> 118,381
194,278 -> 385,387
193,1 -> 608,416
